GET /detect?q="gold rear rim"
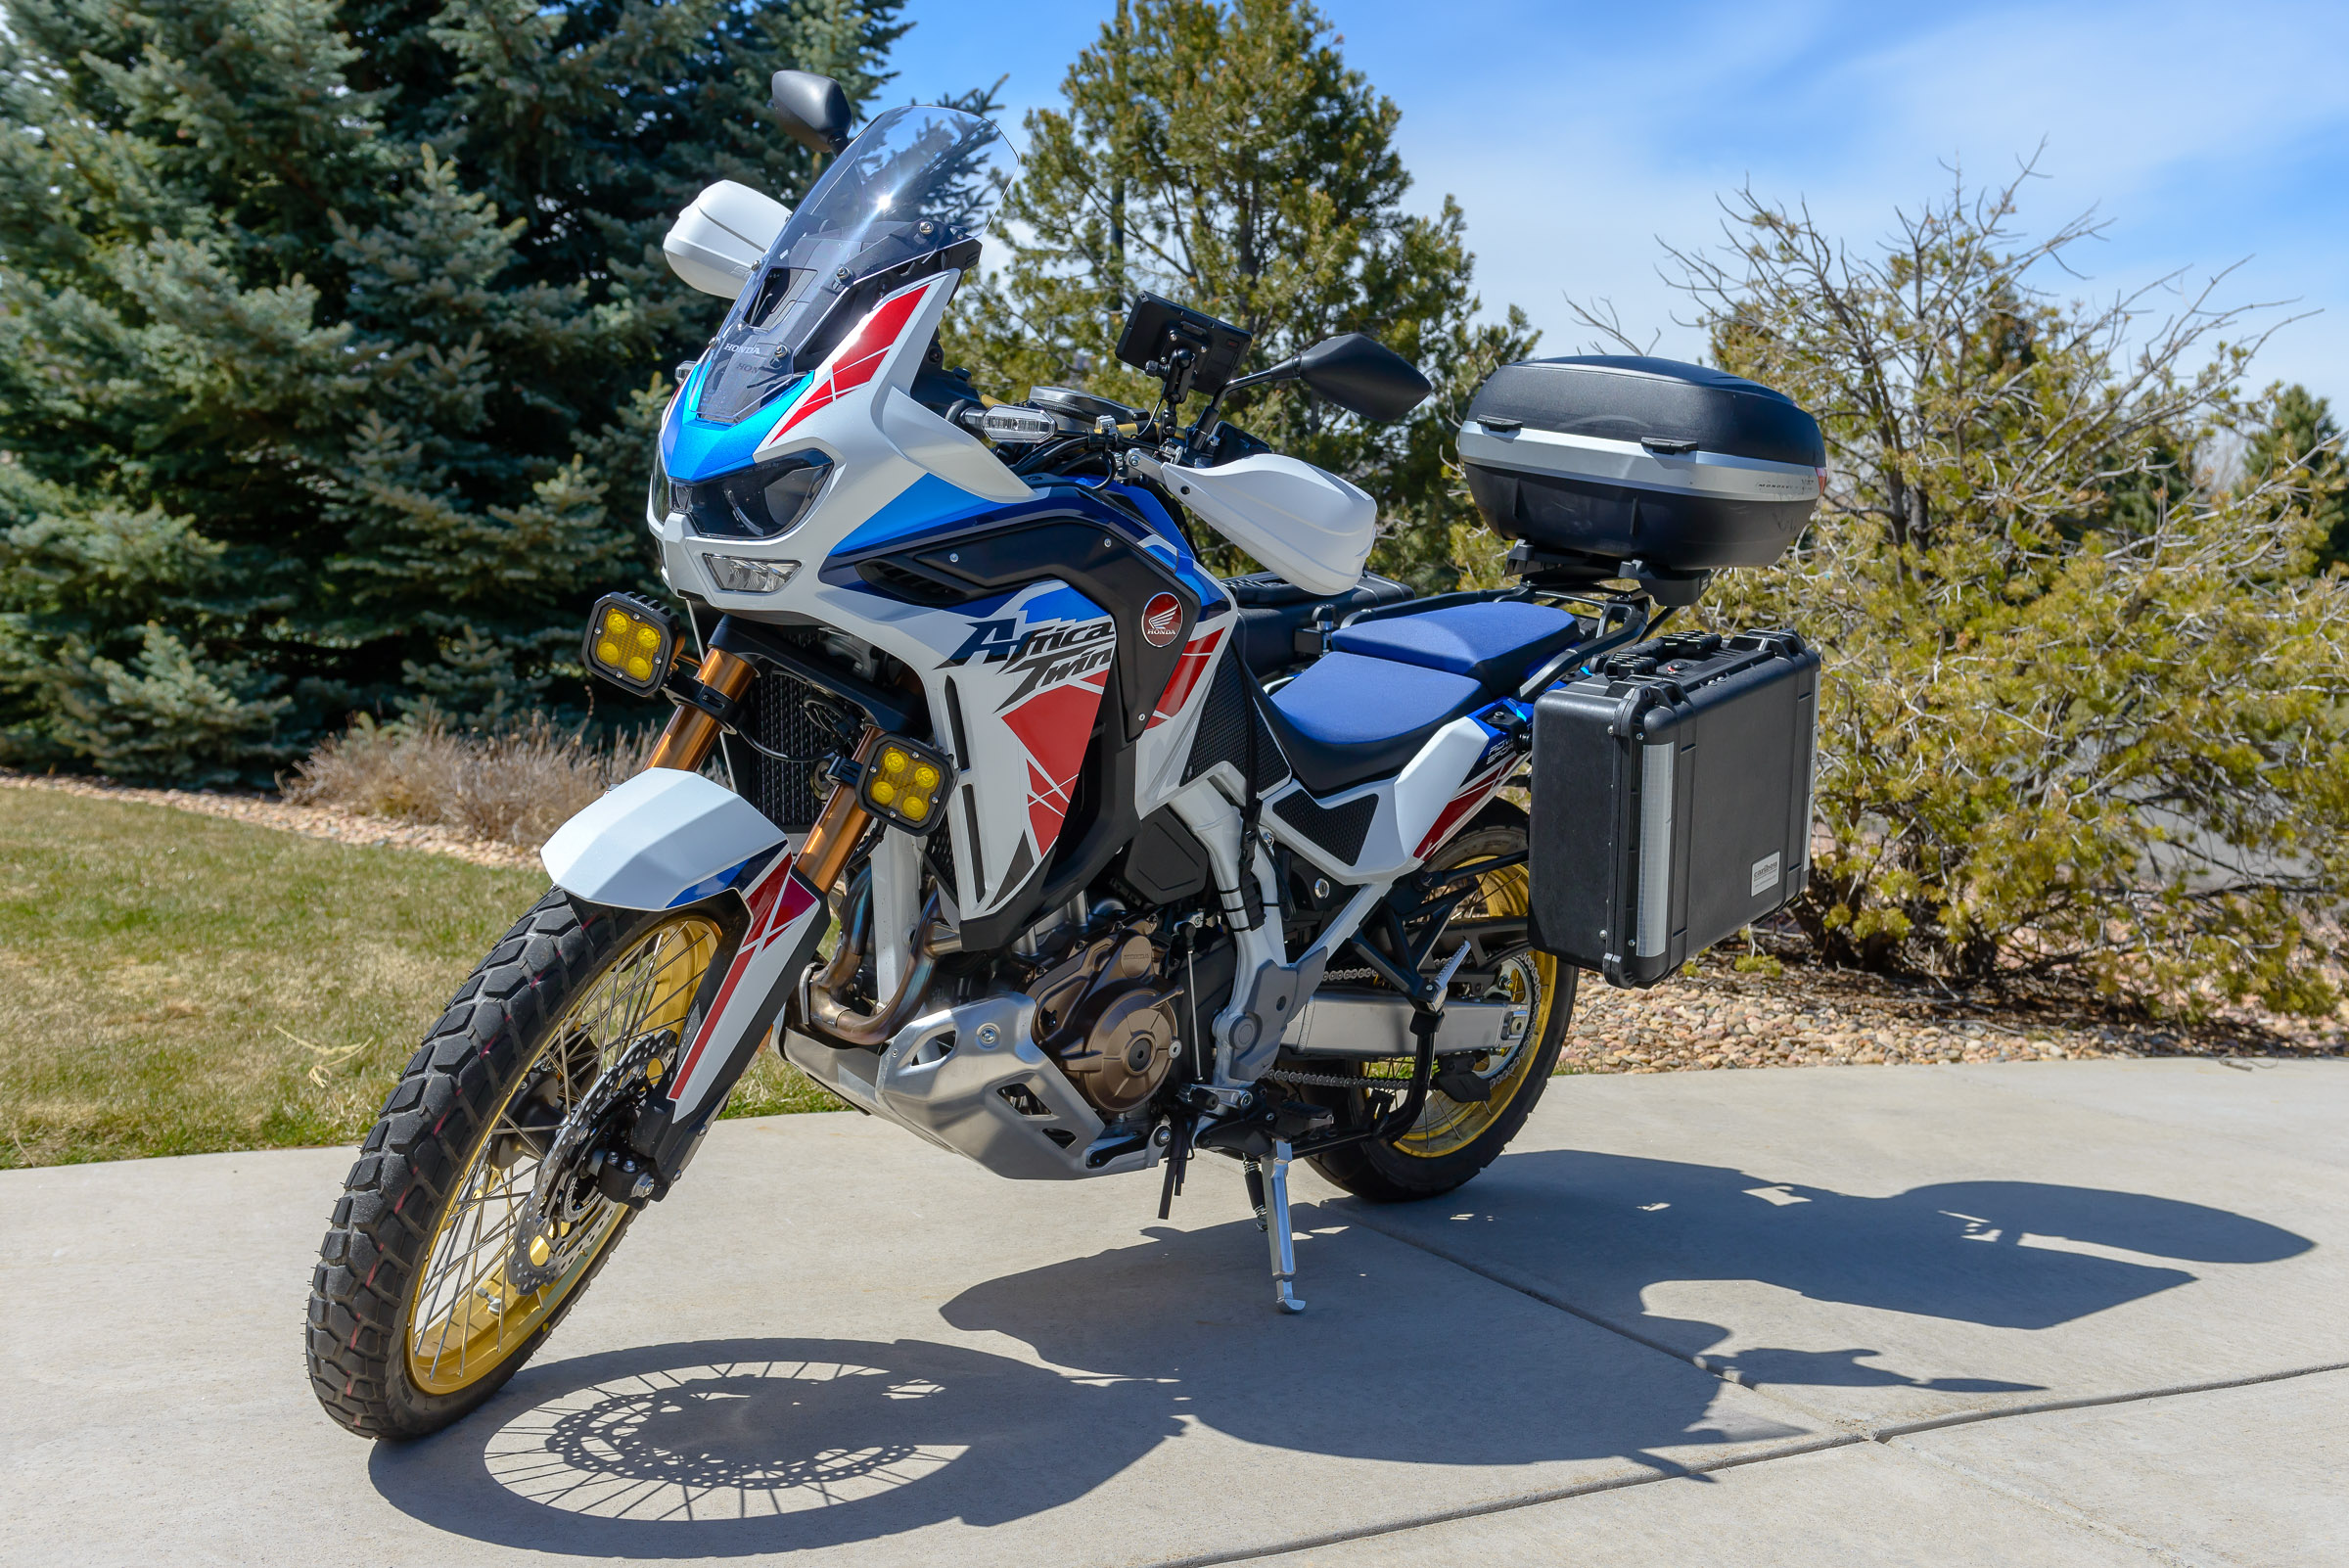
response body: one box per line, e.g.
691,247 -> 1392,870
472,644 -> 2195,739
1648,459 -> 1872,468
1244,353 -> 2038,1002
402,913 -> 719,1398
1373,854 -> 1556,1160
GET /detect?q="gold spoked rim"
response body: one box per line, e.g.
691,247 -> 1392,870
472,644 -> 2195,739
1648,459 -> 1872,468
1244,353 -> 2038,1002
403,913 -> 720,1398
1370,855 -> 1556,1161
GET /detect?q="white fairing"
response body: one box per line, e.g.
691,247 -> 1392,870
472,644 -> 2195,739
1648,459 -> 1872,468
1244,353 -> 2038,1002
1147,453 -> 1375,596
541,769 -> 787,911
664,181 -> 792,299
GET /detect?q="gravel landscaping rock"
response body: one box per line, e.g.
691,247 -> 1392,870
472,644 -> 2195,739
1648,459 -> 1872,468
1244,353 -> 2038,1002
1565,949 -> 2347,1073
1,770 -> 534,869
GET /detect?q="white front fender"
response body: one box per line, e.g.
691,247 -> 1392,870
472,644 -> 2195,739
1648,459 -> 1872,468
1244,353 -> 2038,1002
540,769 -> 787,911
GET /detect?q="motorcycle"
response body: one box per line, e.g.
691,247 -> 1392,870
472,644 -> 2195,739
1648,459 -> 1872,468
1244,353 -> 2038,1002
308,76 -> 1825,1440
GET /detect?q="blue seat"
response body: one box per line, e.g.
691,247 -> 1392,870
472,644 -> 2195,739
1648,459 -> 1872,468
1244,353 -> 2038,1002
1329,601 -> 1584,691
1263,652 -> 1486,796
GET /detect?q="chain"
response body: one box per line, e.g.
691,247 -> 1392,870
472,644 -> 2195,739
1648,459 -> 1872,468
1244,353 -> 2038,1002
1266,1067 -> 1413,1090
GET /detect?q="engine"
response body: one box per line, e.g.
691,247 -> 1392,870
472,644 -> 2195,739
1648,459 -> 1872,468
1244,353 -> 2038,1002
1021,915 -> 1183,1117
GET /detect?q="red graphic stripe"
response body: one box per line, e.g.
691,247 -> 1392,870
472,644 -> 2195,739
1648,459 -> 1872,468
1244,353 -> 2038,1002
776,284 -> 931,436
1001,669 -> 1108,858
669,864 -> 817,1100
1148,627 -> 1227,729
1412,760 -> 1514,861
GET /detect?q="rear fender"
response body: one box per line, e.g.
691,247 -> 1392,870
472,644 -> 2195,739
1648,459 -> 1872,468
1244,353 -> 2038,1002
540,769 -> 787,911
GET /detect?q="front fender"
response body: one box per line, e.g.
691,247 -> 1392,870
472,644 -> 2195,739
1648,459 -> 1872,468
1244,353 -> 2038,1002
540,769 -> 786,911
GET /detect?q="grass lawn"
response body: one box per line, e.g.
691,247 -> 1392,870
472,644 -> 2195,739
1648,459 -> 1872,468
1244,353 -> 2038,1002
0,789 -> 839,1168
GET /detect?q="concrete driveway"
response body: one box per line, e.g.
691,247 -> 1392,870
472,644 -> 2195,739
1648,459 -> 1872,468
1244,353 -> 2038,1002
5,1058 -> 2343,1566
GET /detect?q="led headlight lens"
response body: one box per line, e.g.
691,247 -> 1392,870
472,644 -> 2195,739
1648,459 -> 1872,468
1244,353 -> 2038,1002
671,450 -> 832,539
581,592 -> 677,696
701,554 -> 800,595
857,735 -> 950,835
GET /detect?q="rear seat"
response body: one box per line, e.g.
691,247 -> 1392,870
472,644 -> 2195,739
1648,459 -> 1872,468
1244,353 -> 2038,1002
1328,600 -> 1586,691
1225,571 -> 1412,678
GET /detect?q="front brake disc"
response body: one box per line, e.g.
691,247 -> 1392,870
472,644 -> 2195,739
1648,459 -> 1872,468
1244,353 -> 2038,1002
507,1029 -> 674,1292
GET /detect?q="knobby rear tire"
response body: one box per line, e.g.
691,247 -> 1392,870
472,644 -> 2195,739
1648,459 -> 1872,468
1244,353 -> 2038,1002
1304,803 -> 1575,1203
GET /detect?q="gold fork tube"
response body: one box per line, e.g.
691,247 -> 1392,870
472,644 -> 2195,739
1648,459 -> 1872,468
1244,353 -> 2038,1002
793,728 -> 880,897
646,647 -> 757,773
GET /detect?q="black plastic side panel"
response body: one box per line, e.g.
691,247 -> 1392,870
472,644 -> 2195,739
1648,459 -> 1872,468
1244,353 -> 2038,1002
1119,808 -> 1213,904
1272,789 -> 1378,865
891,521 -> 1198,742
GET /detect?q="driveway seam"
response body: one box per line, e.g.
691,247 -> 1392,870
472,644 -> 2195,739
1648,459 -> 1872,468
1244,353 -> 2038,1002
1864,1359 -> 2349,1441
1135,1432 -> 1865,1568
1878,1438 -> 2233,1568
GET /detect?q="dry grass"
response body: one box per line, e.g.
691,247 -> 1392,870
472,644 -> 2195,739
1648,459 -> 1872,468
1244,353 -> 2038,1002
0,788 -> 837,1168
285,710 -> 653,851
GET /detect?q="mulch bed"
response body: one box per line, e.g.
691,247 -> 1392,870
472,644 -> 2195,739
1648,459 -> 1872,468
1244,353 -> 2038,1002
1564,948 -> 2346,1072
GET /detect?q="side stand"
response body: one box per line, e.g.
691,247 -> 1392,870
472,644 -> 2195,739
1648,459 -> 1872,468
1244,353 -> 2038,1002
1242,1141 -> 1307,1314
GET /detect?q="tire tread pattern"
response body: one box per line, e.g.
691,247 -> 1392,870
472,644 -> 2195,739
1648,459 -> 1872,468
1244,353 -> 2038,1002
304,889 -> 630,1439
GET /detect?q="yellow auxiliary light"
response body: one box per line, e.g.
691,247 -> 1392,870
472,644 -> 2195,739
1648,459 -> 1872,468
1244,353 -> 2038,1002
856,732 -> 951,836
581,591 -> 679,698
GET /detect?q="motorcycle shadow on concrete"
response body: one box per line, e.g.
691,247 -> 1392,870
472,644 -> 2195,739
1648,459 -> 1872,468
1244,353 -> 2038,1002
369,1331 -> 1178,1558
1323,1148 -> 2317,1390
369,1153 -> 2311,1557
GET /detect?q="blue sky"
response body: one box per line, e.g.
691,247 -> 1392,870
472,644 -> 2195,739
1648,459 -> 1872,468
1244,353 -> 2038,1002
882,0 -> 2349,409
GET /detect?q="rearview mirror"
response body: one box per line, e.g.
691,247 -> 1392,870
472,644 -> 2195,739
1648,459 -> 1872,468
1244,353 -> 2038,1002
1223,332 -> 1432,422
1298,334 -> 1432,421
769,70 -> 852,156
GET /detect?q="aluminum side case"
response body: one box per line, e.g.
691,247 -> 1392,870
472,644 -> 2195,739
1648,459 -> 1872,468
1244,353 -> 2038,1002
1528,630 -> 1819,987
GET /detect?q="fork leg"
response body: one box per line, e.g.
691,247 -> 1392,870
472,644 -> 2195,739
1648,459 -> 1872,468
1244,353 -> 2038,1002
1266,1138 -> 1306,1314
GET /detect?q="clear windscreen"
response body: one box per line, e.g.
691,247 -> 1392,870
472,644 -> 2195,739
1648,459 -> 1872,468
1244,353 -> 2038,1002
696,105 -> 1007,425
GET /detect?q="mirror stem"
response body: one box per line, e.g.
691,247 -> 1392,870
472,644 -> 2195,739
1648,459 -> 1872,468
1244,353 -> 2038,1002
1223,356 -> 1301,395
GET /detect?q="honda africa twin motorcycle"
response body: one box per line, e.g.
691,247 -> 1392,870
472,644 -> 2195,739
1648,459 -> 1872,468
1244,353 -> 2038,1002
308,76 -> 1826,1440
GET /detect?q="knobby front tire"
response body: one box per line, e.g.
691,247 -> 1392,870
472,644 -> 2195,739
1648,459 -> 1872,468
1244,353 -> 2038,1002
305,889 -> 727,1440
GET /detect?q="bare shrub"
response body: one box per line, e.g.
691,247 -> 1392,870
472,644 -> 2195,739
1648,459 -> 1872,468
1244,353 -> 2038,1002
1572,156 -> 2349,1014
286,709 -> 651,849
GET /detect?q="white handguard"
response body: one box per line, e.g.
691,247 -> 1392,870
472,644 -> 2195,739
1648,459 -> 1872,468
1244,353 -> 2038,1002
1139,452 -> 1376,596
664,180 -> 791,299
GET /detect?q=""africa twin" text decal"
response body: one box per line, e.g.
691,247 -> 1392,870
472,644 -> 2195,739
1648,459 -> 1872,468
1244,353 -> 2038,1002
944,617 -> 1116,711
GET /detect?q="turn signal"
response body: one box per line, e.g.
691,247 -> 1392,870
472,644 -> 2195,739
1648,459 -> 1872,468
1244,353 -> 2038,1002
857,734 -> 949,835
582,592 -> 677,697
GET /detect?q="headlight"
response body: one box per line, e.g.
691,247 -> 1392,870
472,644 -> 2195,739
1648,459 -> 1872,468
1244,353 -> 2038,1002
671,450 -> 832,539
645,449 -> 669,531
582,592 -> 677,696
702,554 -> 800,594
857,735 -> 950,835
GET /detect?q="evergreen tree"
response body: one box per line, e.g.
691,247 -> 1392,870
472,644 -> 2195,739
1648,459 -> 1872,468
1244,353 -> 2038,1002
951,0 -> 1534,590
0,0 -> 907,781
2244,384 -> 2346,570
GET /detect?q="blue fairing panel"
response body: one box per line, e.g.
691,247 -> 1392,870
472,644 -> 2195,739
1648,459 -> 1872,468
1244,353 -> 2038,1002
661,360 -> 813,483
832,472 -> 1017,558
1113,484 -> 1228,613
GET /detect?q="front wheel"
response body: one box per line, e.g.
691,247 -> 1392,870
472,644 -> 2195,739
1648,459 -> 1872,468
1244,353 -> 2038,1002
306,889 -> 732,1439
1302,803 -> 1574,1203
